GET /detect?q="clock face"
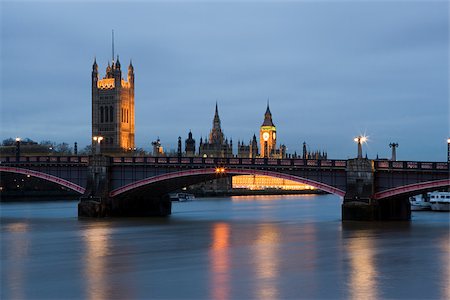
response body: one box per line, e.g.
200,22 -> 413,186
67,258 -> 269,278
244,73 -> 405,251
273,132 -> 276,139
263,132 -> 270,141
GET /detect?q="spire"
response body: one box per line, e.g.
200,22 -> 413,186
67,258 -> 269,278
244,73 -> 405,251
112,29 -> 115,62
116,55 -> 121,68
92,57 -> 98,71
262,101 -> 275,127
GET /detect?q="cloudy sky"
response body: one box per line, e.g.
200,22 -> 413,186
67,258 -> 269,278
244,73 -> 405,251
1,0 -> 448,161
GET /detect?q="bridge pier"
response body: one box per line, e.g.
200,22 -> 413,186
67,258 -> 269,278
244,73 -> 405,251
78,155 -> 111,217
342,158 -> 411,221
78,155 -> 172,217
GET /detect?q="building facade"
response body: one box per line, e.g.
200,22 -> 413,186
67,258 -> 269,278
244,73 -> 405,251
92,57 -> 135,152
199,103 -> 233,158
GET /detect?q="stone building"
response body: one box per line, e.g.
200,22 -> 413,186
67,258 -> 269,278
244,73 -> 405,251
237,135 -> 259,158
259,103 -> 286,159
91,56 -> 135,153
184,131 -> 196,157
198,103 -> 233,158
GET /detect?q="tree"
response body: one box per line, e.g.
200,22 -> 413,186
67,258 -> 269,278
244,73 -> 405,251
79,145 -> 93,155
2,138 -> 14,146
55,142 -> 72,154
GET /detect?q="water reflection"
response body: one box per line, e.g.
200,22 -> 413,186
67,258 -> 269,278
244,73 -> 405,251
4,222 -> 30,300
345,231 -> 379,300
441,239 -> 450,299
253,224 -> 280,300
83,225 -> 111,300
209,222 -> 231,300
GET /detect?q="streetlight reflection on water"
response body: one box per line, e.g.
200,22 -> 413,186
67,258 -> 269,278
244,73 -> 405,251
83,226 -> 111,300
210,222 -> 231,300
345,233 -> 379,300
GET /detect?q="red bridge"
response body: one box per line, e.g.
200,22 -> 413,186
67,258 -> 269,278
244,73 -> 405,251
1,155 -> 448,220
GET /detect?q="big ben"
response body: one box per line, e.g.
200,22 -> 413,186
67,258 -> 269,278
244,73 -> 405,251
260,103 -> 277,158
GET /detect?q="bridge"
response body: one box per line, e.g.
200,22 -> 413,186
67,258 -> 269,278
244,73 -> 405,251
1,155 -> 448,221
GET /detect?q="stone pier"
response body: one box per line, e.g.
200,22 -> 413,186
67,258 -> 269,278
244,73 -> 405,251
342,158 -> 411,221
78,155 -> 172,217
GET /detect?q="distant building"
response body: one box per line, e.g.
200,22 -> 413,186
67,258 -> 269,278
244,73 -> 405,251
199,103 -> 233,158
184,131 -> 196,157
151,138 -> 164,156
91,55 -> 135,153
302,142 -> 327,160
237,134 -> 259,158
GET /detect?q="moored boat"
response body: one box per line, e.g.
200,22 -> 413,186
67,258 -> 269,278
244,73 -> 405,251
409,194 -> 431,211
429,191 -> 450,211
169,192 -> 195,202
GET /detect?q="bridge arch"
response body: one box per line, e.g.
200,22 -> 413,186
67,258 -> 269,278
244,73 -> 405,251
0,166 -> 85,194
373,179 -> 450,200
110,167 -> 346,198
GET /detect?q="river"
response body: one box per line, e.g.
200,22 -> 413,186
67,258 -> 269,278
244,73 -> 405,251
1,194 -> 449,299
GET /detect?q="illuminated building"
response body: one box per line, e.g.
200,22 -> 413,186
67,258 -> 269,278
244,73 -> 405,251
232,175 -> 315,191
259,102 -> 286,159
91,40 -> 135,152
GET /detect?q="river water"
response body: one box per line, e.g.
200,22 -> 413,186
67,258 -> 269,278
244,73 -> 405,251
1,194 -> 449,300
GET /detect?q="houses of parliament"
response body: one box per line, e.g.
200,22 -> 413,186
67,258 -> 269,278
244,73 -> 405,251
91,49 -> 326,192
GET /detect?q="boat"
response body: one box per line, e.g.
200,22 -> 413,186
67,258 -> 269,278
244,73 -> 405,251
429,191 -> 450,211
169,192 -> 195,202
409,194 -> 431,211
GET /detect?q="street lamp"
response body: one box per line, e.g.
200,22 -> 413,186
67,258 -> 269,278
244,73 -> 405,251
92,136 -> 103,155
353,135 -> 367,159
389,143 -> 398,161
15,137 -> 21,162
447,138 -> 450,162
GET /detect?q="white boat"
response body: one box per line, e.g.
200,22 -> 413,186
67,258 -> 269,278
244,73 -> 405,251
169,192 -> 195,202
429,191 -> 450,211
409,194 -> 431,211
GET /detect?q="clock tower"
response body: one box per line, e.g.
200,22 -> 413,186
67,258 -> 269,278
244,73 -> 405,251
259,102 -> 277,158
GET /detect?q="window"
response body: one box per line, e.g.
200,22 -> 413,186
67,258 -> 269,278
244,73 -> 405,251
100,106 -> 104,123
105,106 -> 109,122
110,106 -> 113,123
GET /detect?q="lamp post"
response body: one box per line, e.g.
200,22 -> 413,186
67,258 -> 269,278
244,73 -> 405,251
353,135 -> 367,159
15,137 -> 21,162
92,136 -> 103,155
447,138 -> 450,162
389,143 -> 398,161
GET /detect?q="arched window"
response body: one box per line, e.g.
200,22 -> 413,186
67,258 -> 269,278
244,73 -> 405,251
110,106 -> 113,123
100,106 -> 104,123
105,106 -> 109,122
127,109 -> 129,123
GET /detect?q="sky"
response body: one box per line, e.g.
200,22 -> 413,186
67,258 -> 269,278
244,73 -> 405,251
1,0 -> 448,161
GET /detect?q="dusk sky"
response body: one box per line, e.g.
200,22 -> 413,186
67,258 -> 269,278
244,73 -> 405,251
1,0 -> 448,161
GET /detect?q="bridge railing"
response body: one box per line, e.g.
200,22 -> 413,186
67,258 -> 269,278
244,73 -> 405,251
374,160 -> 448,171
111,156 -> 349,169
0,156 -> 89,164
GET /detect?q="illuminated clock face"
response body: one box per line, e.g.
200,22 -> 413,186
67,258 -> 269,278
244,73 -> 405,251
273,132 -> 276,139
263,132 -> 270,141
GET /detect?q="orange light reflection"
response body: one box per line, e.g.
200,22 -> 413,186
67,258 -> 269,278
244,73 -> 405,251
209,222 -> 231,300
83,226 -> 111,300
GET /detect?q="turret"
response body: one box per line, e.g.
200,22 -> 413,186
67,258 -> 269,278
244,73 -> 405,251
114,55 -> 122,86
128,60 -> 134,86
92,58 -> 98,88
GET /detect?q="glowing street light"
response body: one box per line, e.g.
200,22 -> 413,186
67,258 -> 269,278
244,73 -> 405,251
93,136 -> 103,155
15,137 -> 21,162
354,135 -> 368,159
215,167 -> 226,174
